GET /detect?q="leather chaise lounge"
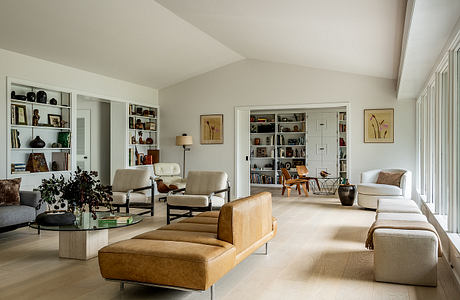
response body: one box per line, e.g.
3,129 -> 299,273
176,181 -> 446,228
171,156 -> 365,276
98,192 -> 277,299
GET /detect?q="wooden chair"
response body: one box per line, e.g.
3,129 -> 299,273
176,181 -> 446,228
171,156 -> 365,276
295,165 -> 320,196
281,168 -> 307,197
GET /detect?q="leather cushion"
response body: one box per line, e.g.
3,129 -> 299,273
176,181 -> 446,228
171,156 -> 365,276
159,222 -> 218,234
218,192 -> 273,255
0,178 -> 21,206
167,195 -> 225,207
112,192 -> 148,204
376,171 -> 406,187
357,183 -> 402,196
112,169 -> 150,195
98,239 -> 236,290
185,171 -> 227,198
179,217 -> 219,225
154,163 -> 181,176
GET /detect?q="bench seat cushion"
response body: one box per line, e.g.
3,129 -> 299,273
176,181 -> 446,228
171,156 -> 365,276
98,210 -> 233,290
377,199 -> 421,214
376,213 -> 427,222
358,183 -> 402,196
98,239 -> 235,290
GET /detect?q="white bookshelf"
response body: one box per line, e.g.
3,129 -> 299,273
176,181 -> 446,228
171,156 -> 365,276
6,77 -> 74,180
250,111 -> 307,185
127,103 -> 160,167
338,111 -> 348,180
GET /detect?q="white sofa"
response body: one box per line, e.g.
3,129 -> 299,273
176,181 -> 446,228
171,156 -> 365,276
372,198 -> 438,286
357,169 -> 412,209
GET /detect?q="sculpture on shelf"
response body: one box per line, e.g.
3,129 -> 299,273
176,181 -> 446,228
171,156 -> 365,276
27,92 -> 36,102
131,136 -> 136,144
60,120 -> 68,128
138,131 -> 144,144
49,98 -> 57,105
135,119 -> 144,129
37,90 -> 47,104
32,109 -> 40,126
146,137 -> 153,144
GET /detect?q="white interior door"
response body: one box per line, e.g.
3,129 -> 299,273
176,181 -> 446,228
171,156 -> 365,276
235,107 -> 250,198
76,109 -> 91,171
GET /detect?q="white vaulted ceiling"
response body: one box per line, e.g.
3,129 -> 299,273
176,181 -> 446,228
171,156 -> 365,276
0,0 -> 407,88
156,0 -> 406,80
0,0 -> 243,88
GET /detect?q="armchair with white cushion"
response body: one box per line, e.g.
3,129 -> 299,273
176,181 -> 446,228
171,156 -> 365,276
111,168 -> 155,216
357,168 -> 412,209
153,163 -> 187,189
166,171 -> 230,224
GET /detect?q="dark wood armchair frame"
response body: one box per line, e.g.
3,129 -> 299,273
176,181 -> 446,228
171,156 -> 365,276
166,183 -> 231,224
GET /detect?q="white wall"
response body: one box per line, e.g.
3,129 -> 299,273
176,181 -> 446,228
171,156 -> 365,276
159,59 -> 416,194
76,96 -> 111,185
0,48 -> 158,183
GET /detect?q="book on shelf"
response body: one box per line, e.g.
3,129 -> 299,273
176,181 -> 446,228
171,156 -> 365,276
11,105 -> 16,125
339,112 -> 346,121
339,123 -> 346,132
11,129 -> 20,148
251,173 -> 274,184
339,138 -> 346,146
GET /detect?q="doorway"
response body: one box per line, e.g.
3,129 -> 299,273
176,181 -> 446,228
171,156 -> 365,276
76,95 -> 111,185
235,103 -> 350,198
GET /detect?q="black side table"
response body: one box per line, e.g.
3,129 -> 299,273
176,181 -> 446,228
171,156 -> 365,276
338,185 -> 356,206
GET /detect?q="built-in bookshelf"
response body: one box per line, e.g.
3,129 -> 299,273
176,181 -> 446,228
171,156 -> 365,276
338,111 -> 347,179
7,78 -> 73,177
250,111 -> 307,186
127,103 -> 160,167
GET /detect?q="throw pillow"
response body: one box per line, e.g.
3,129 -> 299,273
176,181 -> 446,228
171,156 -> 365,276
0,178 -> 22,206
376,171 -> 405,187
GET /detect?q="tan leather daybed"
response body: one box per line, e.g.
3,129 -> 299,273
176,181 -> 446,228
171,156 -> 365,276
98,192 -> 277,299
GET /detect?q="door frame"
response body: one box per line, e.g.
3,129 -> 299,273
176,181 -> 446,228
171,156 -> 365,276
235,102 -> 351,197
76,109 -> 91,172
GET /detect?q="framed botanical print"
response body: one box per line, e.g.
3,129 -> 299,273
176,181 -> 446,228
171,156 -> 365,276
364,108 -> 394,143
200,114 -> 223,144
15,104 -> 27,125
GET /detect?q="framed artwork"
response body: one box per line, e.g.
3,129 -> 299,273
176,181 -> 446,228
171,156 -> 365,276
364,109 -> 394,143
200,114 -> 223,144
48,114 -> 62,127
15,104 -> 27,125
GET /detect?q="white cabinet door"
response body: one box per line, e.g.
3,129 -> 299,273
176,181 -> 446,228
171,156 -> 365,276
306,112 -> 338,176
235,107 -> 250,198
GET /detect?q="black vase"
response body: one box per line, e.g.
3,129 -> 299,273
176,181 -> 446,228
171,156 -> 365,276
37,90 -> 47,103
49,98 -> 57,105
30,136 -> 45,148
338,185 -> 356,206
27,92 -> 36,102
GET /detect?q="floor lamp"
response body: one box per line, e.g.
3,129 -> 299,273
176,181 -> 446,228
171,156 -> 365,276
176,134 -> 193,178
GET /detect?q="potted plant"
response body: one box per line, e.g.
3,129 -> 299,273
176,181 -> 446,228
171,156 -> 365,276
37,167 -> 113,225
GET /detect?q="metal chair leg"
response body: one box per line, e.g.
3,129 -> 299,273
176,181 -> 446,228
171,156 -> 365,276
265,243 -> 268,255
167,205 -> 171,224
120,282 -> 125,291
210,285 -> 214,300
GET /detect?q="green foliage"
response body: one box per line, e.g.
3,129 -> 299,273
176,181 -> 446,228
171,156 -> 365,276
38,167 -> 112,218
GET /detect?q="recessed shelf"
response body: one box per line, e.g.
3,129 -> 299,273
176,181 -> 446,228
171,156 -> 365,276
251,145 -> 275,147
11,99 -> 70,109
11,148 -> 71,151
251,157 -> 275,159
128,129 -> 157,132
250,132 -> 275,134
251,169 -> 275,172
11,170 -> 71,176
129,115 -> 157,120
278,157 -> 305,159
277,121 -> 305,124
277,145 -> 305,147
278,132 -> 306,134
11,124 -> 71,131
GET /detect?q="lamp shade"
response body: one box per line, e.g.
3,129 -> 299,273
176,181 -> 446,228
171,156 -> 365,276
176,135 -> 193,146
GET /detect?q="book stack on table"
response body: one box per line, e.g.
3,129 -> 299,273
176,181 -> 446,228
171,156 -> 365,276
98,215 -> 133,226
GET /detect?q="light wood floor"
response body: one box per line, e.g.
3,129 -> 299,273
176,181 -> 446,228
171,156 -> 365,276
1,187 -> 459,300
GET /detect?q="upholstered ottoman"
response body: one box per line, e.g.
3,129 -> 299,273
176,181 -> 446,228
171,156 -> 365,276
376,198 -> 421,214
373,228 -> 438,286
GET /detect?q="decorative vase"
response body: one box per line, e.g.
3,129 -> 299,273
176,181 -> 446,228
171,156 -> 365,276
338,185 -> 356,206
27,92 -> 36,102
49,98 -> 57,105
30,136 -> 45,148
37,90 -> 47,103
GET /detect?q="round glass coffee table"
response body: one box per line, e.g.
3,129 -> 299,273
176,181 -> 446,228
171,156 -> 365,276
30,211 -> 142,260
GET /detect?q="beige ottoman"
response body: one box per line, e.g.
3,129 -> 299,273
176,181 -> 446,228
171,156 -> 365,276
377,198 -> 421,214
373,228 -> 438,286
